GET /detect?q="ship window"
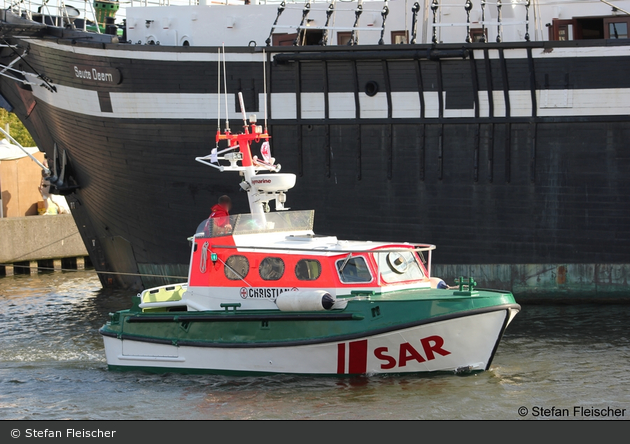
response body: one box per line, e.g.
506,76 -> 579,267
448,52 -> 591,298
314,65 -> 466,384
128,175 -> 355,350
608,22 -> 628,39
224,255 -> 249,281
378,251 -> 425,284
259,257 -> 285,281
336,255 -> 372,284
603,17 -> 630,39
295,259 -> 322,281
365,81 -> 379,97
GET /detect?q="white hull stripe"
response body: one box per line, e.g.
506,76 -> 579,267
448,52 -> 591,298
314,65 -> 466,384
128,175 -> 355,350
103,308 -> 516,374
32,84 -> 630,120
473,46 -> 630,60
25,37 -> 630,62
23,38 -> 265,63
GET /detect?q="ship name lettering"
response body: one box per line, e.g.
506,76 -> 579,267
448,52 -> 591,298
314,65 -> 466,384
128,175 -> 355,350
73,66 -> 116,83
92,69 -> 113,82
74,66 -> 92,80
246,287 -> 297,299
374,335 -> 451,369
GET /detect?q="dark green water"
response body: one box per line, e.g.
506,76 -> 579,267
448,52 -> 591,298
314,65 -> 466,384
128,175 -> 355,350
1,272 -> 628,420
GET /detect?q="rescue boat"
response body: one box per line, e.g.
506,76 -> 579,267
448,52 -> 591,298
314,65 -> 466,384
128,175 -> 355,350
99,93 -> 520,376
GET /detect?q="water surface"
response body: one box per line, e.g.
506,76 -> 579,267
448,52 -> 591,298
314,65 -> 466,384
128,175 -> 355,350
1,272 -> 628,420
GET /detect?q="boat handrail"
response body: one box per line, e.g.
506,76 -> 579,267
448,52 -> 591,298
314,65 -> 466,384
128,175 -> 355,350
208,244 -> 437,253
207,243 -> 436,281
4,0 -> 105,32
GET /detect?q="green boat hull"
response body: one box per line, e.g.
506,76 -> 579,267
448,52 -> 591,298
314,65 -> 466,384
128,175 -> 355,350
100,289 -> 520,376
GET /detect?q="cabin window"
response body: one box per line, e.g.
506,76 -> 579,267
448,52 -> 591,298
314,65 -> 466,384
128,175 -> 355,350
548,16 -> 630,41
259,257 -> 285,281
605,18 -> 630,39
548,19 -> 574,41
377,251 -> 425,284
295,259 -> 322,281
557,25 -> 570,41
336,255 -> 372,284
224,255 -> 249,281
608,22 -> 628,38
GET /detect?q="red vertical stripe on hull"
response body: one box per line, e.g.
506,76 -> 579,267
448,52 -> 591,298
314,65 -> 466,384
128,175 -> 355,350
348,339 -> 368,374
337,343 -> 346,374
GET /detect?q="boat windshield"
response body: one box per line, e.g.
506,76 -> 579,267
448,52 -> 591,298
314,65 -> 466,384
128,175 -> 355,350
195,210 -> 314,238
376,250 -> 426,283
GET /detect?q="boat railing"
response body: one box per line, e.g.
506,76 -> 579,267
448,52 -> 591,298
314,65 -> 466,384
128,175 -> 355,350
116,0 -> 539,45
122,0 -> 343,7
209,243 -> 437,280
4,0 -> 105,32
265,0 -> 390,46
3,0 -> 545,45
422,0 -> 535,44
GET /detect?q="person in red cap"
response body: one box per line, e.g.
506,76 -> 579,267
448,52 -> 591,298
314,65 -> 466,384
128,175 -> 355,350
210,196 -> 232,234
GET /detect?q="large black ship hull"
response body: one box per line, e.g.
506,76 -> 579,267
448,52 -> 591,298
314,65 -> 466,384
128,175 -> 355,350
1,30 -> 629,298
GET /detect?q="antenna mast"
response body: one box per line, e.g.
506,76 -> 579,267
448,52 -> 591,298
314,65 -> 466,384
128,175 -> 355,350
222,44 -> 230,132
217,47 -> 221,134
196,51 -> 296,226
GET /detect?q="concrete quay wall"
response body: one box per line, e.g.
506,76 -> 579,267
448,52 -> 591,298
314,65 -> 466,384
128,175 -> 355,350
0,214 -> 88,274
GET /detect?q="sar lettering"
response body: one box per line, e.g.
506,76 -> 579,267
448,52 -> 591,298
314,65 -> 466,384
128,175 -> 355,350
374,335 -> 451,369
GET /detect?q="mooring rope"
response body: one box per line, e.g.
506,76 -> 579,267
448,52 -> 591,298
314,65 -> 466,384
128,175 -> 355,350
0,263 -> 187,280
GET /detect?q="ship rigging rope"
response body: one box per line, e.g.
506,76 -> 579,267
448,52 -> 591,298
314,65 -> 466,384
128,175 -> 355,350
0,69 -> 37,86
1,38 -> 57,92
0,61 -> 43,82
0,51 -> 38,86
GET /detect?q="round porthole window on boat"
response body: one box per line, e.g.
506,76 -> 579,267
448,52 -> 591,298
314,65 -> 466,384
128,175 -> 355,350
295,259 -> 322,281
225,255 -> 250,280
259,257 -> 285,281
365,80 -> 379,97
386,252 -> 408,274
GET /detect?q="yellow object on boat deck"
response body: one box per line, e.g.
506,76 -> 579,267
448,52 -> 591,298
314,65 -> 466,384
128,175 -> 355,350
141,284 -> 185,312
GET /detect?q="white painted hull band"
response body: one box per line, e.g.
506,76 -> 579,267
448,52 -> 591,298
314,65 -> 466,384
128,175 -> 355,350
103,308 -> 518,375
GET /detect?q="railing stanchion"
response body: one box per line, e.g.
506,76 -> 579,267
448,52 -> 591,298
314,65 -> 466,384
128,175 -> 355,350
464,0 -> 472,43
430,0 -> 438,44
410,2 -> 420,44
496,0 -> 502,42
524,0 -> 531,41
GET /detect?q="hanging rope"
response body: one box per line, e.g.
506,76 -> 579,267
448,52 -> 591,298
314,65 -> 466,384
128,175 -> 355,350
200,241 -> 210,274
1,39 -> 57,92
